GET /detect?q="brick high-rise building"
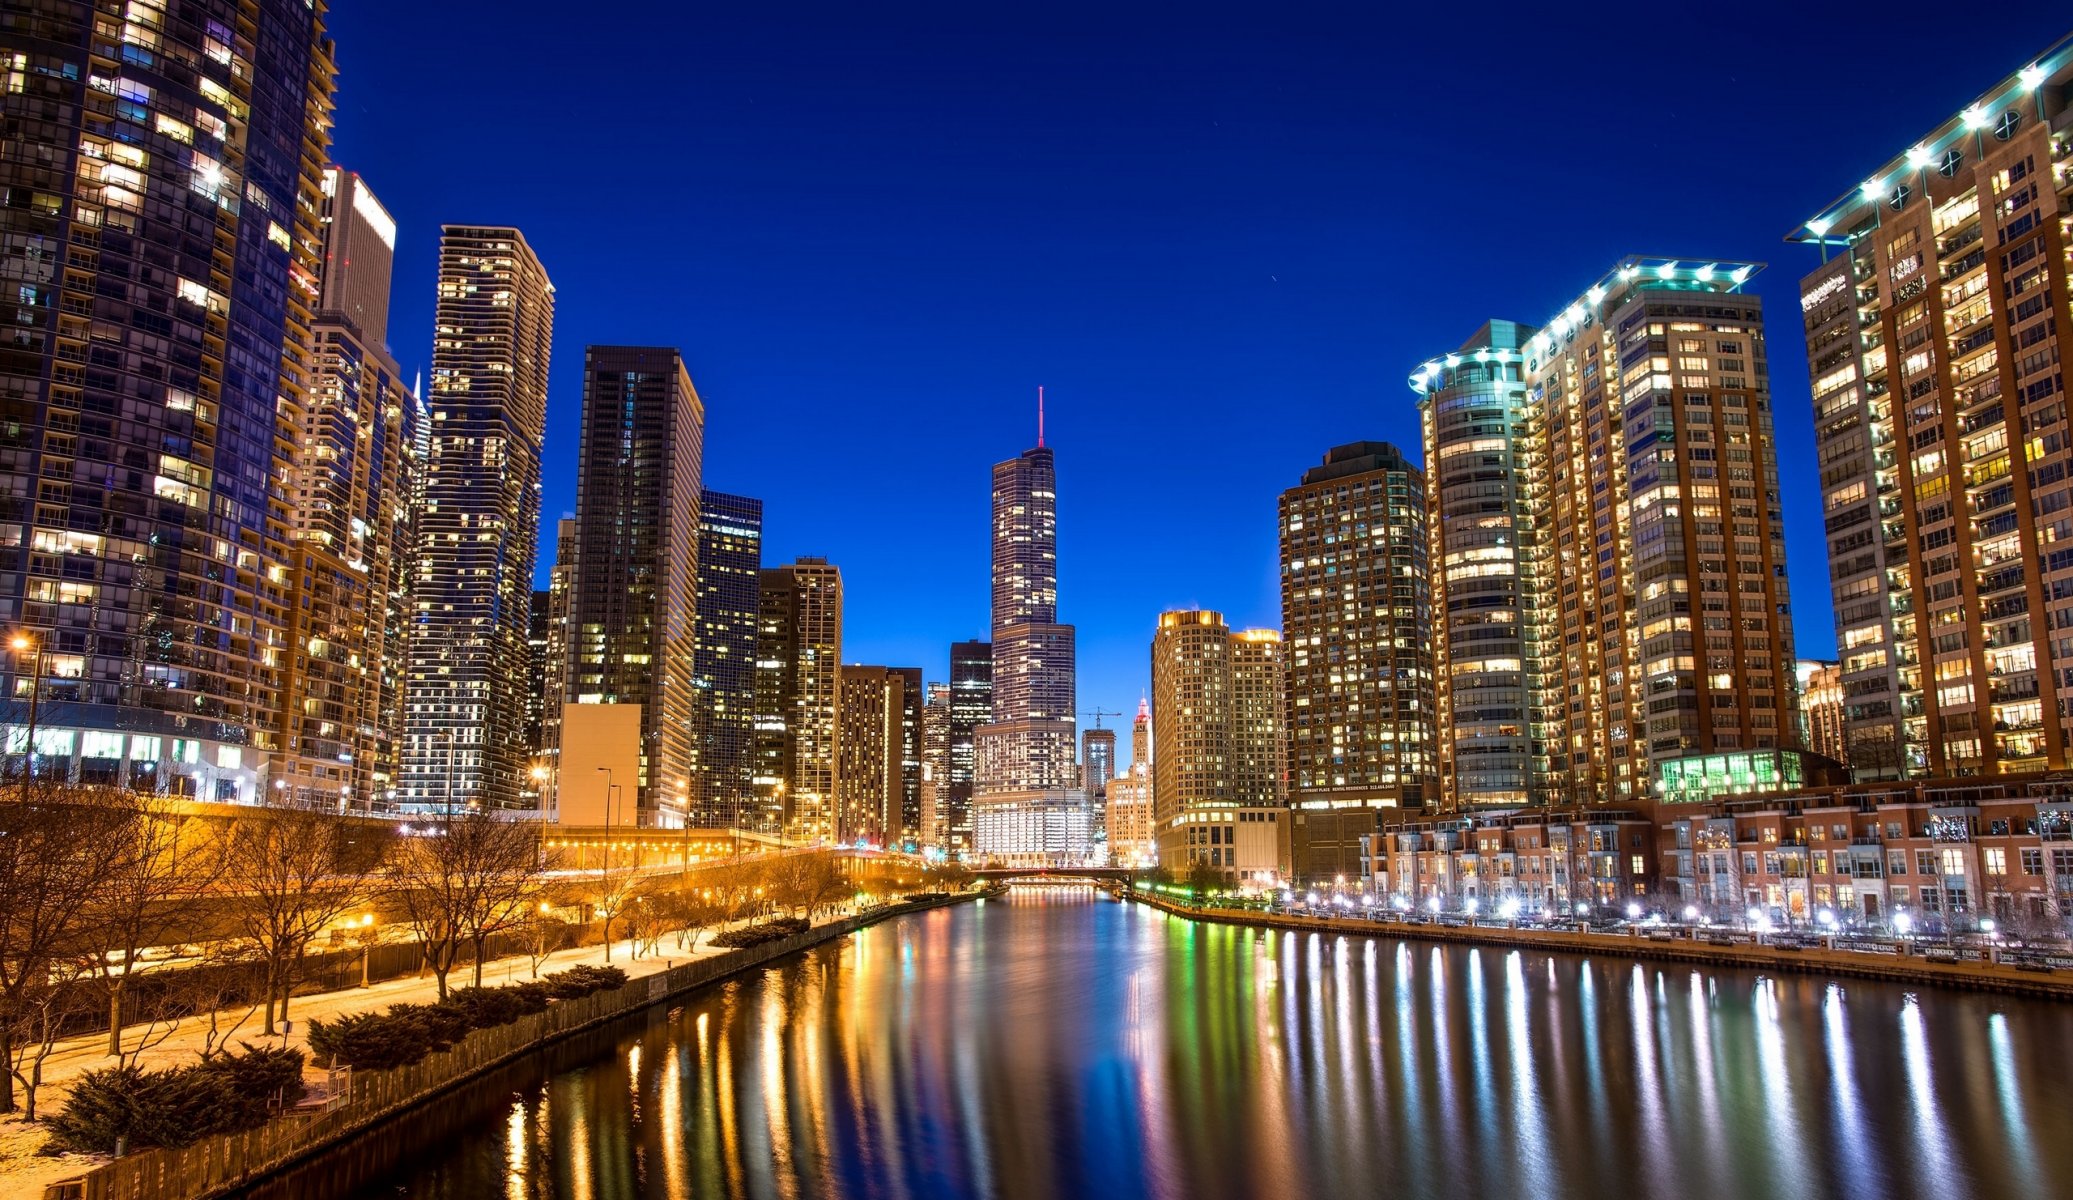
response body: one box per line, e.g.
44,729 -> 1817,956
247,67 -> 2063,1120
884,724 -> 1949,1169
0,1 -> 333,801
753,558 -> 842,837
563,347 -> 702,826
1413,257 -> 1803,809
836,665 -> 907,843
692,491 -> 762,828
1798,659 -> 1848,767
404,228 -> 553,812
1278,441 -> 1434,878
1793,46 -> 2073,780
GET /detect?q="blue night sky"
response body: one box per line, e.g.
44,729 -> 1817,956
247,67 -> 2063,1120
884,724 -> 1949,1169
328,1 -> 2066,718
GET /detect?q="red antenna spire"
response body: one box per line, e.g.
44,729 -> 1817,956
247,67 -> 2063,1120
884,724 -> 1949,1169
1037,385 -> 1045,448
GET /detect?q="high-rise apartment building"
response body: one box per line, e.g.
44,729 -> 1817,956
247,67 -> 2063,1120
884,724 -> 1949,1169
892,664 -> 923,844
1277,441 -> 1435,878
692,491 -> 763,828
0,1 -> 333,801
945,640 -> 992,856
837,665 -> 906,843
1415,325 -> 1553,810
1797,660 -> 1848,767
1151,611 -> 1286,879
539,517 -> 575,813
272,168 -> 419,811
1082,726 -> 1117,797
404,228 -> 553,812
753,558 -> 842,837
563,347 -> 702,826
1413,257 -> 1802,808
920,682 -> 952,848
522,588 -> 549,813
1794,45 -> 2073,779
974,445 -> 1089,864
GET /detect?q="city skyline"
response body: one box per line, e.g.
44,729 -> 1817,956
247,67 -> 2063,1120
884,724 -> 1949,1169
320,2 -> 2073,716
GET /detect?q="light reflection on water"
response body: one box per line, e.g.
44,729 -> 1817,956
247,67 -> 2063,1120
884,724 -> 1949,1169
355,889 -> 2073,1200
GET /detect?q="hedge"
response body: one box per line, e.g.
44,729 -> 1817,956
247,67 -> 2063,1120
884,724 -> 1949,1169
711,917 -> 810,949
306,967 -> 627,1071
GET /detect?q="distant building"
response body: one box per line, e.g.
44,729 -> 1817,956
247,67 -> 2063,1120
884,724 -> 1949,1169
920,683 -> 952,848
754,559 -> 843,838
565,347 -> 703,827
692,491 -> 763,827
1082,726 -> 1117,797
946,640 -> 993,856
1151,611 -> 1286,884
1797,660 -> 1847,768
404,227 -> 555,812
1374,808 -> 1660,913
522,589 -> 550,812
974,444 -> 1090,864
1106,698 -> 1156,867
539,518 -> 577,813
837,666 -> 906,843
893,665 -> 924,845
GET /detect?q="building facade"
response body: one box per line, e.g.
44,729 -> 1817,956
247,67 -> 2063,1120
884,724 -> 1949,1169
1279,441 -> 1434,879
692,490 -> 762,828
403,227 -> 553,812
1105,697 -> 1155,867
1416,323 -> 1553,809
1798,659 -> 1847,767
1374,808 -> 1661,912
0,0 -> 334,801
1150,610 -> 1286,881
836,665 -> 904,843
1413,257 -> 1802,809
944,640 -> 991,857
1794,46 -> 2073,781
973,445 -> 1089,863
920,681 -> 951,848
563,347 -> 702,826
273,168 -> 419,811
752,558 -> 842,838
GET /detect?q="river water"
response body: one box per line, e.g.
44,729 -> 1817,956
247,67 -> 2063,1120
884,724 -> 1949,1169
335,886 -> 2073,1200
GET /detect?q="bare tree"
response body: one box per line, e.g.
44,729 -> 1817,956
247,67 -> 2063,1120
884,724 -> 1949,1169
800,854 -> 850,918
589,862 -> 640,964
0,787 -> 135,1113
224,805 -> 368,1032
4,968 -> 92,1122
86,794 -> 226,1056
517,911 -> 568,978
456,816 -> 554,987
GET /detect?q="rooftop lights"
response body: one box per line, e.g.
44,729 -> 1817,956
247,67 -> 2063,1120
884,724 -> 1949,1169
1906,144 -> 1934,169
1860,178 -> 1883,201
1586,285 -> 1606,305
1806,217 -> 1832,237
2019,63 -> 2047,90
1963,105 -> 1990,130
1655,261 -> 1677,280
1694,264 -> 1715,282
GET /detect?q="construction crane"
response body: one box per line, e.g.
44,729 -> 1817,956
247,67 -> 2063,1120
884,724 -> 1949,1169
1080,708 -> 1123,729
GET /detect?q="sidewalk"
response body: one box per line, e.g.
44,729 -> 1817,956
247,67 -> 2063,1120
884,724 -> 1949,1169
1,914 -> 849,1194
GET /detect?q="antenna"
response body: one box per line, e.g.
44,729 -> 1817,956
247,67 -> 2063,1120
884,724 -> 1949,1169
1037,385 -> 1045,448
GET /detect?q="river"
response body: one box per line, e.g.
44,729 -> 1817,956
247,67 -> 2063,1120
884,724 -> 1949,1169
323,886 -> 2073,1200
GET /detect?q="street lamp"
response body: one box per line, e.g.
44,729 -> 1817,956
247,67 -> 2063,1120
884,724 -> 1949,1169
10,631 -> 47,782
597,767 -> 617,963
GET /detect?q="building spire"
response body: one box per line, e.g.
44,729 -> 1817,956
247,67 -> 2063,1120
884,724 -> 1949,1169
1037,385 -> 1045,448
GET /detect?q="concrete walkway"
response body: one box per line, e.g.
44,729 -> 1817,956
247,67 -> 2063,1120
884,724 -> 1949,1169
1,915 -> 847,1193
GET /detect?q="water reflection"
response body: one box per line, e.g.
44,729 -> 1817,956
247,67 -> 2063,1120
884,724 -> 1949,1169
354,889 -> 2073,1200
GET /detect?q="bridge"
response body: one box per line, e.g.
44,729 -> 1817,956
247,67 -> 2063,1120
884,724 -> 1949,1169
970,866 -> 1136,882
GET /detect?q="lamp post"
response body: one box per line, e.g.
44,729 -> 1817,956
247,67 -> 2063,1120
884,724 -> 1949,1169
10,631 -> 47,783
597,767 -> 615,963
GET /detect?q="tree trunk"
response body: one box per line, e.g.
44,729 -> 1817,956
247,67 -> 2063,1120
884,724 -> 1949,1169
0,1025 -> 17,1113
107,986 -> 123,1057
263,973 -> 279,1035
471,937 -> 488,988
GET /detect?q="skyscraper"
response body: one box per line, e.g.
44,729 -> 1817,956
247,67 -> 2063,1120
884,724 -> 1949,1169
1413,258 -> 1802,808
837,665 -> 906,843
564,347 -> 702,826
0,1 -> 333,801
1797,660 -> 1847,768
973,444 -> 1089,864
273,168 -> 420,811
946,640 -> 992,857
693,491 -> 763,828
1150,612 -> 1286,881
539,517 -> 576,814
1794,46 -> 2073,780
403,227 -> 553,813
892,664 -> 924,845
753,558 -> 843,837
1278,441 -> 1435,878
522,588 -> 549,811
1081,726 -> 1117,798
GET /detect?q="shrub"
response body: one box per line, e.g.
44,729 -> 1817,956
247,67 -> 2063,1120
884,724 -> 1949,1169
506,980 -> 552,1014
390,1002 -> 472,1050
711,919 -> 807,949
448,986 -> 526,1030
307,1010 -> 433,1071
542,964 -> 629,998
763,916 -> 810,936
48,1064 -> 241,1153
197,1045 -> 307,1124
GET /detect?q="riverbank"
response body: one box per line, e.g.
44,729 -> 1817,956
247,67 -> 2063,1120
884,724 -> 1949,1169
1124,889 -> 2073,999
29,889 -> 990,1200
